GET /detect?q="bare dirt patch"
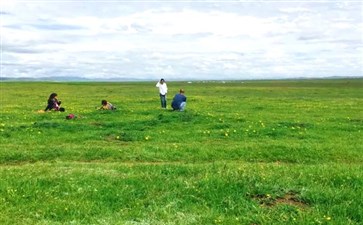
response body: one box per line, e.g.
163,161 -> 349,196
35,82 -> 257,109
252,192 -> 308,208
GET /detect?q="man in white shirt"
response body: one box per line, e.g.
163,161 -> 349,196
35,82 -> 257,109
156,78 -> 168,109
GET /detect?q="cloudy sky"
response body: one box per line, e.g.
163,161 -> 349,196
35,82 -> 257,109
1,1 -> 362,81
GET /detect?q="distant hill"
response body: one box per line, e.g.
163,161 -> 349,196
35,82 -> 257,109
0,76 -> 149,82
1,76 -> 362,82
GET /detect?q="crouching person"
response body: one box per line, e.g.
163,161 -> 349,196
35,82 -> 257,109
171,89 -> 187,111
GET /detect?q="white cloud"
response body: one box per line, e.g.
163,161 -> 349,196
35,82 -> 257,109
1,2 -> 362,80
279,7 -> 311,13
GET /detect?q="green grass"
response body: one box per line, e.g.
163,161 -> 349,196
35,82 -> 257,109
0,79 -> 362,224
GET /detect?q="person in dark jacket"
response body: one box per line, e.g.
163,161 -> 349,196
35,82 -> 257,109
44,93 -> 64,111
171,89 -> 187,111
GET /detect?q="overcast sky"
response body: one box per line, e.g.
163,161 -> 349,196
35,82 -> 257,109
1,0 -> 362,81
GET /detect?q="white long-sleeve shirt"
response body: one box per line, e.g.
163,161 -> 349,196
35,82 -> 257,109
156,82 -> 168,95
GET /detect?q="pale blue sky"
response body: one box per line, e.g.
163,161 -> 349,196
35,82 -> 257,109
1,1 -> 362,80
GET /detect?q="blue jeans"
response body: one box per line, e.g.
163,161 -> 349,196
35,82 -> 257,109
179,102 -> 186,111
160,94 -> 166,108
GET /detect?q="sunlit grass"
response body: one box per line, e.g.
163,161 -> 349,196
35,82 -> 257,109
0,79 -> 362,224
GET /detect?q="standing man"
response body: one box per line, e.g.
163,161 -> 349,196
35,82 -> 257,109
156,78 -> 168,109
171,89 -> 187,111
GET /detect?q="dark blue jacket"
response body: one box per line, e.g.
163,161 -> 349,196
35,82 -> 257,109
171,94 -> 186,110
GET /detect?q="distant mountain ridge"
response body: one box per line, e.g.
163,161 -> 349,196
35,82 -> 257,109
1,76 -> 362,82
0,76 -> 150,82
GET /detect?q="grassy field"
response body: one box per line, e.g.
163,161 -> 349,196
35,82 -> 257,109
0,79 -> 362,225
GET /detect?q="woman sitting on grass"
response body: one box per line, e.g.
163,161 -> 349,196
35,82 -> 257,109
99,100 -> 116,110
44,93 -> 65,112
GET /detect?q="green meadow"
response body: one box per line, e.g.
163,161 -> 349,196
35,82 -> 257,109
0,79 -> 362,225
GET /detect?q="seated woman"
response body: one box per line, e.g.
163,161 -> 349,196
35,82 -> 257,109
44,93 -> 65,112
100,100 -> 116,110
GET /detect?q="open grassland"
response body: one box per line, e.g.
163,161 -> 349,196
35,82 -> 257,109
0,79 -> 362,225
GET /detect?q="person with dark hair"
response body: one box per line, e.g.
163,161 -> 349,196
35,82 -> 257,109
100,100 -> 116,110
44,93 -> 65,112
156,78 -> 168,109
171,89 -> 187,111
